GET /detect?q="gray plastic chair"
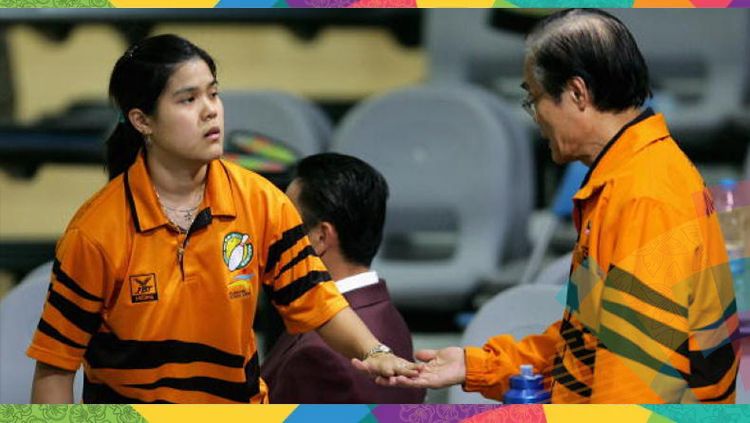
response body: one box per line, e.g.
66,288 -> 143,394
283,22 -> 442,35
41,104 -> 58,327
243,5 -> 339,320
609,9 -> 750,142
425,9 -> 527,107
531,252 -> 573,286
332,84 -> 517,309
426,10 -> 547,263
221,90 -> 332,157
0,261 -> 84,403
447,284 -> 566,404
470,87 -> 535,262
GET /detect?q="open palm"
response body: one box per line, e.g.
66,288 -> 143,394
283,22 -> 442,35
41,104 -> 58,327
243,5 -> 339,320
374,347 -> 466,389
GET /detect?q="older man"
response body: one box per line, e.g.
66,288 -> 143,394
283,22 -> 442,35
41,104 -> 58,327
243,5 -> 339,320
372,9 -> 739,404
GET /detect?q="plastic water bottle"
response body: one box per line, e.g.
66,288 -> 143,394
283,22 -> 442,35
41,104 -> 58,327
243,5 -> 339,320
715,179 -> 748,314
503,364 -> 551,404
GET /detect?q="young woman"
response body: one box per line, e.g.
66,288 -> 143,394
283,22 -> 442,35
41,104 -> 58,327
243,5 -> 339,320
28,34 -> 417,404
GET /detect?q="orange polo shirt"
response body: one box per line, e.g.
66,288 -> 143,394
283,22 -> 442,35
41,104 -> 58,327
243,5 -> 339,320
464,110 -> 739,403
27,153 -> 349,403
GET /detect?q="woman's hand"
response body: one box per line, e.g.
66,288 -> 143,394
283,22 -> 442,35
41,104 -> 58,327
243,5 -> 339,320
368,347 -> 467,389
352,352 -> 422,379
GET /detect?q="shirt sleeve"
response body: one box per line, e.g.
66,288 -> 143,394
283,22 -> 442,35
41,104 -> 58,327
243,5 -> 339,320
463,320 -> 563,401
596,197 -> 738,403
26,228 -> 108,371
261,193 -> 348,334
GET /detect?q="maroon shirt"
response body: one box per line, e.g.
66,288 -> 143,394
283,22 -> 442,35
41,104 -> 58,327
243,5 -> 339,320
261,280 -> 426,404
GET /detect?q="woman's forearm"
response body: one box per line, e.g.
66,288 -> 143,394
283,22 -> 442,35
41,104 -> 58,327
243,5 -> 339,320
316,306 -> 380,359
30,361 -> 76,404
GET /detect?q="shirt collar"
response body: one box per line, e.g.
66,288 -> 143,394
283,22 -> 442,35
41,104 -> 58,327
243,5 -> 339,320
124,153 -> 237,233
573,108 -> 671,201
335,271 -> 380,294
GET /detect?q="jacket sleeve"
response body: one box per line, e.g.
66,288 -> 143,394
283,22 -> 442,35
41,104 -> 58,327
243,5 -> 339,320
463,320 -> 563,401
596,197 -> 738,403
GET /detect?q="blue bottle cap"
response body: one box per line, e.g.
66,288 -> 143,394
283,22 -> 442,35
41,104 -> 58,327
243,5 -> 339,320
719,178 -> 738,191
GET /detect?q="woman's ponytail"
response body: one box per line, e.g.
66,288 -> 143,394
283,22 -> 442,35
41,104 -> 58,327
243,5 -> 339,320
105,119 -> 144,180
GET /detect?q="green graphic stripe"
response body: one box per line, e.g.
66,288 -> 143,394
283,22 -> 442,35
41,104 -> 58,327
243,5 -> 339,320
602,299 -> 688,353
0,0 -> 111,7
0,405 -> 147,423
598,325 -> 685,379
605,266 -> 687,318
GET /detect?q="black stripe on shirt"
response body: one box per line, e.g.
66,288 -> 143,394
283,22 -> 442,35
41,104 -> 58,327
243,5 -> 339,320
269,270 -> 332,306
83,375 -> 173,404
53,259 -> 103,302
688,340 -> 738,389
244,352 -> 261,399
84,332 -> 245,370
47,289 -> 102,335
559,318 -> 596,368
551,356 -> 592,398
274,245 -> 316,281
264,225 -> 306,274
700,376 -> 737,402
37,318 -> 86,350
124,376 -> 252,403
123,352 -> 261,403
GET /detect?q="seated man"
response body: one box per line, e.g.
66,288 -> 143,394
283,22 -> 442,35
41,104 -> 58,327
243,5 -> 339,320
261,153 -> 425,404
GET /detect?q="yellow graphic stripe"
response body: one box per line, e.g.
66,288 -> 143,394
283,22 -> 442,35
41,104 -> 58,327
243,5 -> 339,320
132,405 -> 298,423
543,405 -> 664,423
110,0 -> 219,7
416,0 -> 495,7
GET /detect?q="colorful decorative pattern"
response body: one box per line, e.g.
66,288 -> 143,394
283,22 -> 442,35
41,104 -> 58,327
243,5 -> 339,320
0,0 -> 745,6
3,405 -> 750,422
1,0 -> 746,421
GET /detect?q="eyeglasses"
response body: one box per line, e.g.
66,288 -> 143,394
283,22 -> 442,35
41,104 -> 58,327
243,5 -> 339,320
521,93 -> 538,120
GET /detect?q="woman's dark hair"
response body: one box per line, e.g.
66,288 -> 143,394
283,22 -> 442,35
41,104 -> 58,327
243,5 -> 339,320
293,153 -> 389,268
526,9 -> 652,112
105,34 -> 216,180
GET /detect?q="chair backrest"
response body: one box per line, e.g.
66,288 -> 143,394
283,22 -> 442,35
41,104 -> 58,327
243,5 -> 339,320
331,84 -> 516,309
469,87 -> 535,261
221,90 -> 332,157
425,9 -> 527,105
447,284 -> 566,404
532,253 -> 573,286
0,261 -> 83,403
425,10 -> 544,261
610,9 -> 750,140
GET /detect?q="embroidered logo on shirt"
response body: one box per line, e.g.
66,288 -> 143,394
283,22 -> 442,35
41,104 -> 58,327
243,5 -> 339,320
129,273 -> 158,303
222,232 -> 253,272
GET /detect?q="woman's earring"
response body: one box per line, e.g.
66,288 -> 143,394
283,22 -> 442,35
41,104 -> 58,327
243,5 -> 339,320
144,135 -> 153,147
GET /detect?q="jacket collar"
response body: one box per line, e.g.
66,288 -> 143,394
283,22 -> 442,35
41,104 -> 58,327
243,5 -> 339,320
573,109 -> 671,201
124,153 -> 237,233
343,279 -> 391,309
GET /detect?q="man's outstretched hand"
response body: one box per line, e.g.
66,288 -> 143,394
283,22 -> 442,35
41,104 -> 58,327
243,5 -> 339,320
367,347 -> 467,389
